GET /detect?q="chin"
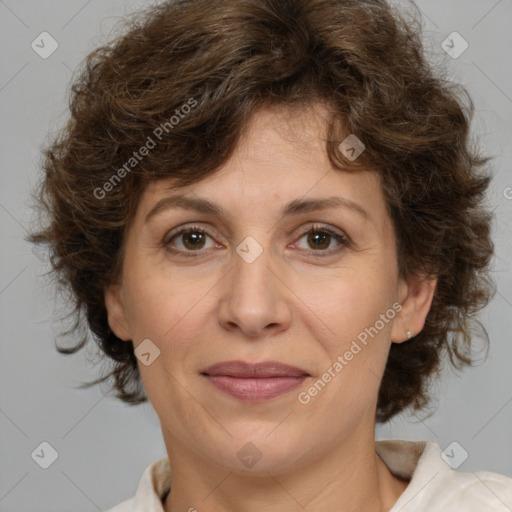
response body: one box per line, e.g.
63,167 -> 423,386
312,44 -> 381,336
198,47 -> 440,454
204,428 -> 308,475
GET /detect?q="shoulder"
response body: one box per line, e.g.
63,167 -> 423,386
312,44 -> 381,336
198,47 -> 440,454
436,467 -> 512,510
378,439 -> 512,511
104,457 -> 171,512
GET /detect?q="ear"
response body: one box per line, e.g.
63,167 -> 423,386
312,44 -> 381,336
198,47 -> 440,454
391,274 -> 437,343
104,284 -> 131,341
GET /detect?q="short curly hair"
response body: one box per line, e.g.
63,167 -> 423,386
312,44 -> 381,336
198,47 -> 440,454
28,0 -> 495,423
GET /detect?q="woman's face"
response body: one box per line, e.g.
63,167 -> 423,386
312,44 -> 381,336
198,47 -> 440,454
106,104 -> 434,473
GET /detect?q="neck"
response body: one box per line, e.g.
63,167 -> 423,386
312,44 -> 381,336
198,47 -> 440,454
162,430 -> 409,512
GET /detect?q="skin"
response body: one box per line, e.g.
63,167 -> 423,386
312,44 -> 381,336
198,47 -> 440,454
105,103 -> 437,512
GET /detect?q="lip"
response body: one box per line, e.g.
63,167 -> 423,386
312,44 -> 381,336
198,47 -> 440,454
202,360 -> 310,378
201,360 -> 310,402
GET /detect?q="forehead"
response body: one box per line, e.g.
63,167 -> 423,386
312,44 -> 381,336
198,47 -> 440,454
136,104 -> 389,228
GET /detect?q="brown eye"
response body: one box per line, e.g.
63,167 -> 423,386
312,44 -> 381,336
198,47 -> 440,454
165,226 -> 216,256
306,231 -> 331,250
179,230 -> 207,250
294,225 -> 349,255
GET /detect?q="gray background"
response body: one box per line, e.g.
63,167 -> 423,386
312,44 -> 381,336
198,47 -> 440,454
1,0 -> 511,510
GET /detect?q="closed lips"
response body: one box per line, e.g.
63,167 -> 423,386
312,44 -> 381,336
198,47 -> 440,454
201,360 -> 310,378
201,360 -> 310,402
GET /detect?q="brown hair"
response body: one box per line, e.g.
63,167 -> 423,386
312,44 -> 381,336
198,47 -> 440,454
28,0 -> 495,423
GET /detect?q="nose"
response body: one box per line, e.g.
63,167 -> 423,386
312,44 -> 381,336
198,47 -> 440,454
217,239 -> 292,339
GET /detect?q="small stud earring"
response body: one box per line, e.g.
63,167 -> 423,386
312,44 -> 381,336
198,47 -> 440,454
406,330 -> 413,340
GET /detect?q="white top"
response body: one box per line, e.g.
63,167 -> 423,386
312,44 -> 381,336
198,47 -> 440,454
105,439 -> 512,511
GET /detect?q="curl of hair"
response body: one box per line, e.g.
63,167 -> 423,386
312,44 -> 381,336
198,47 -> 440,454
28,0 -> 495,423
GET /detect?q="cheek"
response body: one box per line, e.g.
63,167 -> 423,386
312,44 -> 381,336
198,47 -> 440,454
122,268 -> 215,367
121,254 -> 191,336
297,274 -> 396,420
122,281 -> 170,341
295,265 -> 397,353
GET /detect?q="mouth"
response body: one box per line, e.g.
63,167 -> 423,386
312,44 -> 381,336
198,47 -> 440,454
201,360 -> 310,402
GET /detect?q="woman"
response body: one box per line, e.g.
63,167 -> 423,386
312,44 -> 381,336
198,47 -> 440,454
28,0 -> 512,510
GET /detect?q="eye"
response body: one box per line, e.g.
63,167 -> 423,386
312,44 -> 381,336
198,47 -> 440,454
164,225 -> 218,257
163,223 -> 350,259
292,224 -> 349,256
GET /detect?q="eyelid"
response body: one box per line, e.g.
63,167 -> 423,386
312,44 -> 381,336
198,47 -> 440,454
298,223 -> 349,242
163,224 -> 221,254
163,223 -> 218,245
290,223 -> 350,253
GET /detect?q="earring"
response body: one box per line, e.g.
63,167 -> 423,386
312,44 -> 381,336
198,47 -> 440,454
406,330 -> 413,340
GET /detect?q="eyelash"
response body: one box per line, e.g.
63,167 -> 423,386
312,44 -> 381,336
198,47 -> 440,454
163,223 -> 350,259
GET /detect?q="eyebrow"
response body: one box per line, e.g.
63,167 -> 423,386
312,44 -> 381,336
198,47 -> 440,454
144,194 -> 370,224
